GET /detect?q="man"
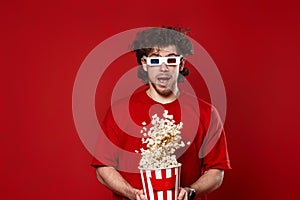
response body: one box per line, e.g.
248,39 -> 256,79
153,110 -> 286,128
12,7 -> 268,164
92,27 -> 231,200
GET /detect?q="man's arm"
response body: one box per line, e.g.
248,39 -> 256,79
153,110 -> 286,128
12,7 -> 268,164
178,169 -> 224,200
96,166 -> 147,200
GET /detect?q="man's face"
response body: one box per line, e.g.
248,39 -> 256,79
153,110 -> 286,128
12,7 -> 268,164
141,45 -> 184,97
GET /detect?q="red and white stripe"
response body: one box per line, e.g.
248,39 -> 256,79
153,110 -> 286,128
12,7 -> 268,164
140,166 -> 181,200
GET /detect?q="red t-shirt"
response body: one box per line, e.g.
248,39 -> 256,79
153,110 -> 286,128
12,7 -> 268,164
91,87 -> 231,200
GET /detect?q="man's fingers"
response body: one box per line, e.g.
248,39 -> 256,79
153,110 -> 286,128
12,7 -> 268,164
136,189 -> 148,200
177,188 -> 188,200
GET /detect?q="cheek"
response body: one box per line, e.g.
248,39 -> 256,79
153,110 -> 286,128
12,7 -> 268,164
146,70 -> 155,80
147,68 -> 158,77
171,68 -> 180,76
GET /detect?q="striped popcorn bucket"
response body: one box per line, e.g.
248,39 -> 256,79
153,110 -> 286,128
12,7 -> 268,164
139,165 -> 181,200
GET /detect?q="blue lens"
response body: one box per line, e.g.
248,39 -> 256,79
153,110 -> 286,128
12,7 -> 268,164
150,58 -> 159,64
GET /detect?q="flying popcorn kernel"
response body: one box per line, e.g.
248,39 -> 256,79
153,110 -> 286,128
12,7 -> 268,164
137,110 -> 186,169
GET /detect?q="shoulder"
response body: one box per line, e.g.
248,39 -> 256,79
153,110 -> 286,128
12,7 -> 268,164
105,86 -> 152,126
179,91 -> 222,125
109,86 -> 148,109
180,91 -> 213,113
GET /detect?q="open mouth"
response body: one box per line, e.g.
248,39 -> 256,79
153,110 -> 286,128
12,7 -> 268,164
157,77 -> 171,82
157,77 -> 171,86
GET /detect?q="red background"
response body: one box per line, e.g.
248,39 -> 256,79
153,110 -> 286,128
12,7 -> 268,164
2,0 -> 300,199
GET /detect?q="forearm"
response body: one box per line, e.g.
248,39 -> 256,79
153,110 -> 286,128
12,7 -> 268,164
96,166 -> 139,200
189,169 -> 224,197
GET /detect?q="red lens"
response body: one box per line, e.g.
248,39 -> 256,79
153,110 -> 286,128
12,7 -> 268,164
167,58 -> 176,64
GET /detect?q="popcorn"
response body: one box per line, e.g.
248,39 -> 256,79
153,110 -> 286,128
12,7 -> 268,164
138,110 -> 187,169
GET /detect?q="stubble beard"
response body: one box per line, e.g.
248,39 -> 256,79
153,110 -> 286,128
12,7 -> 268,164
150,81 -> 177,97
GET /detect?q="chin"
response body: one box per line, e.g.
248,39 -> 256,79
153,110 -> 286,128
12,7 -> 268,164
157,89 -> 173,97
151,83 -> 174,96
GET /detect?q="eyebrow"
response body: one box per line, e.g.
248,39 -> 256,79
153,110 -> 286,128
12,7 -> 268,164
148,53 -> 179,57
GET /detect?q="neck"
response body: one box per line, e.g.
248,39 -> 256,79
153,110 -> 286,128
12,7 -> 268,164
146,87 -> 180,104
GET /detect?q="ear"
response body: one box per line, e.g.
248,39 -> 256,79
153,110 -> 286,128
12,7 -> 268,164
141,57 -> 148,71
179,58 -> 186,71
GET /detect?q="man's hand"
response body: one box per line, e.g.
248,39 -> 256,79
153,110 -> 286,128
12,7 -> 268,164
136,187 -> 190,200
177,187 -> 188,200
135,189 -> 147,200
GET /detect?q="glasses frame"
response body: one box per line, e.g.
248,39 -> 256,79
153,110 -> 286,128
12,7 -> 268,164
143,55 -> 183,66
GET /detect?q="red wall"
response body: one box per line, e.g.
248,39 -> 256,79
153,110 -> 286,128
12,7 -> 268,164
2,0 -> 300,199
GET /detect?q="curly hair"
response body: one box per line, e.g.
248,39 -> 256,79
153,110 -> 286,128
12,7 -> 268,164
132,26 -> 193,83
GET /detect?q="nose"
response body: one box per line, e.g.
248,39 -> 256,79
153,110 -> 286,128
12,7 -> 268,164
160,62 -> 169,72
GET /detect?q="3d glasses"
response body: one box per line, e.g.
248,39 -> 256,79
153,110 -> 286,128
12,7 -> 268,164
144,56 -> 183,66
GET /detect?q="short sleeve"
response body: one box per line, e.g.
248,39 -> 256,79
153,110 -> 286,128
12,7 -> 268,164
200,107 -> 231,171
91,109 -> 119,168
